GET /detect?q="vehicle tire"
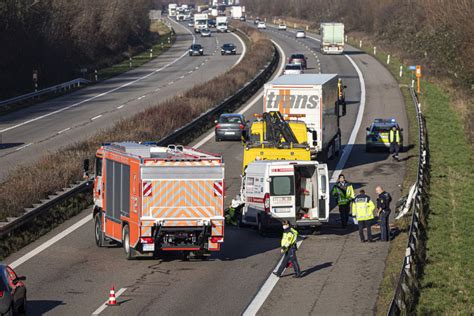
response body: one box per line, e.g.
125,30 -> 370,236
221,52 -> 224,56
5,304 -> 13,316
94,213 -> 104,247
257,215 -> 267,237
18,295 -> 27,314
189,53 -> 192,56
122,225 -> 135,260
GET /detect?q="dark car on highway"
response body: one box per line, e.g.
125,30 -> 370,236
215,113 -> 248,141
289,53 -> 308,69
221,43 -> 236,55
0,264 -> 27,315
189,44 -> 204,56
208,19 -> 216,28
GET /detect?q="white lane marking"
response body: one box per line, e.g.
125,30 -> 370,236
117,105 -> 125,109
230,30 -> 247,69
91,115 -> 102,121
0,19 -> 195,134
194,39 -> 286,150
179,75 -> 185,79
15,143 -> 33,151
168,81 -> 174,85
188,70 -> 193,74
57,127 -> 71,134
154,88 -> 161,92
91,287 -> 127,315
137,95 -> 146,100
243,240 -> 303,316
9,215 -> 92,268
243,34 -> 367,315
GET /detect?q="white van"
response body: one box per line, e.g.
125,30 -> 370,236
239,160 -> 330,233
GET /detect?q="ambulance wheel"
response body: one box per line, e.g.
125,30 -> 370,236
122,225 -> 135,260
94,213 -> 104,247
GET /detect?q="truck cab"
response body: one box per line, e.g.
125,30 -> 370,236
240,160 -> 329,234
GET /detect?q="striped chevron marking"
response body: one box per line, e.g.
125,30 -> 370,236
144,160 -> 221,166
143,180 -> 223,225
213,181 -> 223,197
143,181 -> 153,197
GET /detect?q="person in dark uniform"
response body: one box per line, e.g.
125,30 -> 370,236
273,220 -> 302,278
376,186 -> 392,241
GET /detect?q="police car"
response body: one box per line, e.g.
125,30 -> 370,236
365,118 -> 403,152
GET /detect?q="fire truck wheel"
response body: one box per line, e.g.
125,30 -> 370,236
94,213 -> 104,247
122,225 -> 135,260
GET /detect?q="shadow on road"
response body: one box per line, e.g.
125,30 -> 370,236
0,142 -> 24,150
302,261 -> 332,277
344,50 -> 366,55
27,300 -> 64,315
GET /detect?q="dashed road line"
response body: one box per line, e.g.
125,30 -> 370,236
15,143 -> 33,151
117,104 -> 125,109
92,287 -> 128,315
91,115 -> 102,121
57,127 -> 71,134
137,95 -> 146,100
168,81 -> 174,85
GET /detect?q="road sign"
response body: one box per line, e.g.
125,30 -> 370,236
408,65 -> 416,70
416,65 -> 422,78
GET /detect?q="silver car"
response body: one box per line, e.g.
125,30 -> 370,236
201,28 -> 211,37
215,113 -> 248,141
284,63 -> 304,75
296,30 -> 306,38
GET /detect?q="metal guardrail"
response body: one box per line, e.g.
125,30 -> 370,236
388,87 -> 430,315
0,78 -> 91,108
0,35 -> 278,242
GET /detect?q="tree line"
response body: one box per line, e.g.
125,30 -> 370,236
242,0 -> 473,88
0,0 -> 153,98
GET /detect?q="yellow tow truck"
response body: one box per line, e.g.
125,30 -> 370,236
242,111 -> 311,173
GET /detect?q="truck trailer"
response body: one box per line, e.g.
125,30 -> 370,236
320,23 -> 345,54
264,74 -> 346,161
230,6 -> 243,19
91,143 -> 225,259
168,3 -> 178,17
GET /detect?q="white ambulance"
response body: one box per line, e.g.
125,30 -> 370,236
238,160 -> 330,233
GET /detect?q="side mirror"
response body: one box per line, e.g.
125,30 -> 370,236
366,127 -> 370,131
400,128 -> 404,131
343,85 -> 347,89
83,159 -> 90,173
13,276 -> 26,285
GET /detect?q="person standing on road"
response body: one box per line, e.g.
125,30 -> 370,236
352,189 -> 376,243
389,126 -> 401,160
331,174 -> 355,228
376,186 -> 392,241
274,220 -> 302,278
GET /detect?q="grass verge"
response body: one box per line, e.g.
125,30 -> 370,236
347,36 -> 474,314
0,22 -> 274,260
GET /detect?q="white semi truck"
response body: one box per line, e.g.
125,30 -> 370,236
168,3 -> 178,17
230,6 -> 243,19
320,23 -> 345,54
194,13 -> 209,33
216,16 -> 228,32
264,74 -> 347,160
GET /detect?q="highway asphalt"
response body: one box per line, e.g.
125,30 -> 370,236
4,22 -> 408,315
0,18 -> 244,181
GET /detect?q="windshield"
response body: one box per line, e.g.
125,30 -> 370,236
372,125 -> 394,133
219,115 -> 242,123
285,65 -> 301,70
270,176 -> 295,196
291,54 -> 304,59
223,44 -> 234,49
191,45 -> 202,49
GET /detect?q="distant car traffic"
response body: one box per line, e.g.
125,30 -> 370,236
189,44 -> 204,56
240,16 -> 246,21
278,24 -> 287,31
254,18 -> 261,25
0,264 -> 27,315
257,22 -> 267,29
208,19 -> 216,28
284,64 -> 304,75
221,43 -> 237,55
366,118 -> 404,152
296,30 -> 306,38
289,53 -> 308,69
201,28 -> 211,37
187,21 -> 194,27
215,113 -> 248,141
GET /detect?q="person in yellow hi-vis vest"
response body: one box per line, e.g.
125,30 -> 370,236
389,126 -> 401,160
273,220 -> 302,278
352,189 -> 376,243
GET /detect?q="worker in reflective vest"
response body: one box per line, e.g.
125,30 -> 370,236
389,126 -> 401,160
274,220 -> 302,278
352,189 -> 376,242
332,174 -> 355,228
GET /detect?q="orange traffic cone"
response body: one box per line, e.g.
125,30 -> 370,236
107,286 -> 117,306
